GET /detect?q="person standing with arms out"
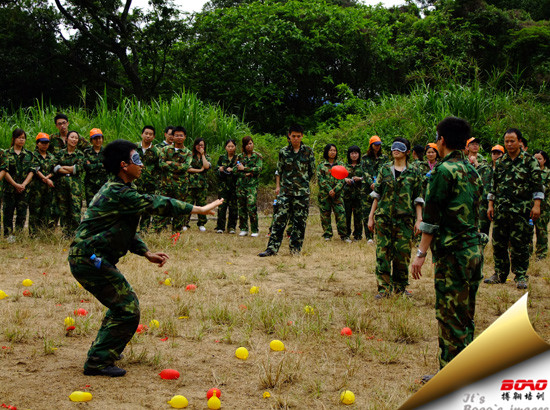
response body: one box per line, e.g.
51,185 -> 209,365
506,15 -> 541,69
215,139 -> 238,234
368,137 -> 423,298
344,146 -> 364,241
485,129 -> 543,289
411,117 -> 485,382
533,150 -> 550,259
258,125 -> 315,256
54,130 -> 85,238
135,126 -> 160,232
3,128 -> 33,239
83,129 -> 107,206
361,135 -> 388,244
28,133 -> 56,236
317,143 -> 349,242
69,139 -> 222,377
183,138 -> 211,232
236,136 -> 263,237
48,113 -> 89,154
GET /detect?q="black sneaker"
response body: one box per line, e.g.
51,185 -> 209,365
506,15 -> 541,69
374,292 -> 389,300
258,249 -> 276,257
83,365 -> 126,377
484,274 -> 504,284
397,290 -> 412,298
516,279 -> 528,289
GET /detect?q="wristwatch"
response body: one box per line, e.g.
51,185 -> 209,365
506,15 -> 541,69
416,249 -> 427,258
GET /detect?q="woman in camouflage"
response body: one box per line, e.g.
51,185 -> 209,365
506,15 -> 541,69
184,138 -> 211,231
215,139 -> 238,234
343,145 -> 364,241
533,149 -> 550,259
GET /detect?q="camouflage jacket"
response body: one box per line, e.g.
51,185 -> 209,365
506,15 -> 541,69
360,153 -> 389,185
155,141 -> 170,150
69,177 -> 193,265
159,146 -> 193,189
235,152 -> 262,188
188,153 -> 212,190
48,133 -> 90,154
420,150 -> 483,254
135,143 -> 160,193
541,168 -> 550,209
415,161 -> 438,195
343,163 -> 363,198
316,160 -> 345,197
476,162 -> 492,204
54,149 -> 85,175
216,153 -> 237,191
488,151 -> 544,215
4,147 -> 33,192
0,149 -> 7,172
83,147 -> 107,181
276,143 -> 316,197
31,149 -> 56,176
371,162 -> 423,219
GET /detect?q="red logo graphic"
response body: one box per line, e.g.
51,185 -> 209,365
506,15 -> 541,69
501,380 -> 548,391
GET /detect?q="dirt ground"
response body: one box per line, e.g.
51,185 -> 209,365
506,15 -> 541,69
0,215 -> 549,409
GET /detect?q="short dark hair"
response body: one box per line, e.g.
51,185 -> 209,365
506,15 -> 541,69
412,145 -> 424,161
173,126 -> 187,136
103,139 -> 138,176
288,124 -> 304,135
54,113 -> 68,124
192,137 -> 206,156
224,138 -> 237,148
436,117 -> 471,150
323,143 -> 338,160
11,128 -> 26,146
164,125 -> 175,134
347,145 -> 361,163
142,125 -> 155,135
242,135 -> 253,152
504,128 -> 525,145
534,150 -> 549,166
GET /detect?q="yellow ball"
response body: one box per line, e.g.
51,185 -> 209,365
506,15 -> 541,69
167,395 -> 188,408
249,286 -> 259,294
164,278 -> 172,286
239,275 -> 246,283
304,305 -> 314,314
340,390 -> 355,405
269,340 -> 285,352
207,396 -> 221,409
69,391 -> 92,402
0,290 -> 8,300
64,317 -> 75,326
22,279 -> 33,287
235,347 -> 249,360
149,319 -> 160,328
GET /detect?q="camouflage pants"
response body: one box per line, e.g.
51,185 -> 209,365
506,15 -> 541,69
267,195 -> 309,253
136,184 -> 157,233
215,187 -> 237,231
492,212 -> 533,281
69,256 -> 140,371
56,176 -> 83,238
318,194 -> 347,239
362,191 -> 374,240
268,200 -> 293,236
344,194 -> 362,240
183,187 -> 207,227
374,216 -> 413,293
237,185 -> 259,233
3,190 -> 28,236
152,184 -> 187,232
84,177 -> 105,207
534,211 -> 549,259
434,245 -> 483,369
28,181 -> 54,236
479,199 -> 490,236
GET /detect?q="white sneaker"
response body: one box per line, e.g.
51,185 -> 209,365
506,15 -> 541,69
7,235 -> 15,244
216,229 -> 223,234
199,226 -> 206,232
229,229 -> 236,234
343,238 -> 352,243
239,231 -> 248,236
367,239 -> 374,244
182,226 -> 188,232
251,232 -> 259,237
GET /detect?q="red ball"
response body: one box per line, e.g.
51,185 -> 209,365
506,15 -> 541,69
185,284 -> 197,292
340,327 -> 353,336
22,290 -> 32,297
159,369 -> 180,380
330,165 -> 349,180
136,324 -> 148,334
207,388 -> 222,399
74,308 -> 88,316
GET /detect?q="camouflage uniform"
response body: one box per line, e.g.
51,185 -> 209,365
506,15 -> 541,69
488,151 -> 544,282
48,133 -> 90,154
68,177 -> 194,372
360,154 -> 387,240
317,160 -> 347,240
54,149 -> 85,237
155,140 -> 170,150
28,149 -> 57,235
534,167 -> 550,259
266,143 -> 315,254
476,161 -> 493,235
153,146 -> 192,232
3,147 -> 33,236
419,150 -> 485,369
371,163 -> 423,293
183,153 -> 212,228
214,153 -> 238,232
343,163 -> 363,240
83,146 -> 107,206
0,149 -> 6,212
134,144 -> 160,232
236,152 -> 263,233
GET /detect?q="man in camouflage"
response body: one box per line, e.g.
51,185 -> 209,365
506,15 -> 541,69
258,124 -> 315,256
485,128 -> 544,289
68,139 -> 222,377
134,126 -> 160,232
412,117 -> 485,380
83,128 -> 107,206
155,125 -> 175,150
152,126 -> 192,232
466,137 -> 491,234
48,113 -> 89,154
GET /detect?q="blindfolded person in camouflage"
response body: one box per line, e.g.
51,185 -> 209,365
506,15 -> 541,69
68,139 -> 222,377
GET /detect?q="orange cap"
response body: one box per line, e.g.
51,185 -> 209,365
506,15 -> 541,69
369,135 -> 381,145
491,144 -> 504,154
467,137 -> 481,146
427,142 -> 438,153
89,128 -> 103,139
35,132 -> 50,142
